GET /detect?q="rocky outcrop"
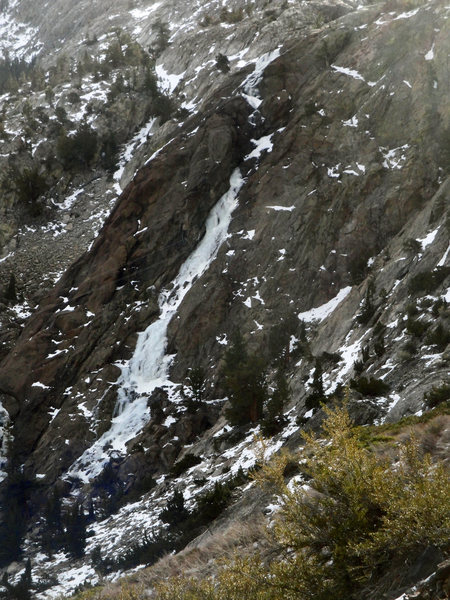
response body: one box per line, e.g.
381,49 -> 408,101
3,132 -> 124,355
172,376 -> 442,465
0,0 -> 448,593
1,0 -> 449,489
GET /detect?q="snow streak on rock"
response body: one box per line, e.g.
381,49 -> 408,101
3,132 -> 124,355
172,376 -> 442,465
67,169 -> 245,482
297,286 -> 352,323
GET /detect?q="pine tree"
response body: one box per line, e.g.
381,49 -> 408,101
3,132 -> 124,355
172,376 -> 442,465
184,367 -> 206,413
56,122 -> 98,170
305,359 -> 327,411
215,53 -> 230,73
223,332 -> 266,426
4,273 -> 17,304
63,503 -> 86,559
261,369 -> 290,436
99,131 -> 119,173
1,558 -> 32,600
357,279 -> 376,325
160,490 -> 189,528
39,490 -> 63,557
150,21 -> 170,57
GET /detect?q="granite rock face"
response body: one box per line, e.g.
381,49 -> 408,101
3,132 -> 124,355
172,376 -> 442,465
0,0 -> 448,593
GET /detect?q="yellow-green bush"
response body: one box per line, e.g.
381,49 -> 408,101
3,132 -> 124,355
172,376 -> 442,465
153,407 -> 450,600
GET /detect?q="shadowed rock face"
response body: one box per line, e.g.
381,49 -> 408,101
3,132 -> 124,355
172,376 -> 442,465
0,0 -> 448,584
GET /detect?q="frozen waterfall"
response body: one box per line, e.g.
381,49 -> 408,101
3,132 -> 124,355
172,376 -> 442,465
67,169 -> 244,482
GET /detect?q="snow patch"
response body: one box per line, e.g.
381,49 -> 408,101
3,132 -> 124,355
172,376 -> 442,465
31,382 -> 50,390
266,205 -> 295,212
418,227 -> 439,251
437,243 -> 450,267
297,286 -> 352,323
155,64 -> 185,94
331,65 -> 366,82
425,43 -> 435,60
342,115 -> 358,127
380,144 -> 409,169
130,3 -> 162,20
245,134 -> 273,160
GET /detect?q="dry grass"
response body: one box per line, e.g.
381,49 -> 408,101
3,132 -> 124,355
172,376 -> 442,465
359,410 -> 450,467
141,516 -> 269,583
383,414 -> 450,465
75,515 -> 268,600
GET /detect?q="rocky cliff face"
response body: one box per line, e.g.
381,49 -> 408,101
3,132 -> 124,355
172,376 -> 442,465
0,0 -> 448,596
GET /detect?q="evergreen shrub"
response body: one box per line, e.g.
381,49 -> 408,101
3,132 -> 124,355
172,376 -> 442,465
154,407 -> 450,600
350,376 -> 389,397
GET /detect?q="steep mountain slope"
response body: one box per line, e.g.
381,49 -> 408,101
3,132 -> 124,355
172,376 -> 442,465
0,0 -> 448,596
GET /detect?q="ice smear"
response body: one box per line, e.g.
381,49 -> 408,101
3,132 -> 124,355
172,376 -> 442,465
114,117 -> 157,194
0,252 -> 13,264
330,332 -> 368,389
394,7 -> 420,19
67,169 -> 245,482
297,286 -> 352,323
241,48 -> 281,107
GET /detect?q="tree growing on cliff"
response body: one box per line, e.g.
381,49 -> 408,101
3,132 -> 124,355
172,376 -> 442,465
160,490 -> 190,529
56,121 -> 98,170
304,359 -> 327,410
150,21 -> 170,58
39,489 -> 63,558
215,53 -> 230,73
183,367 -> 206,413
223,331 -> 266,426
261,369 -> 290,436
63,502 -> 86,559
